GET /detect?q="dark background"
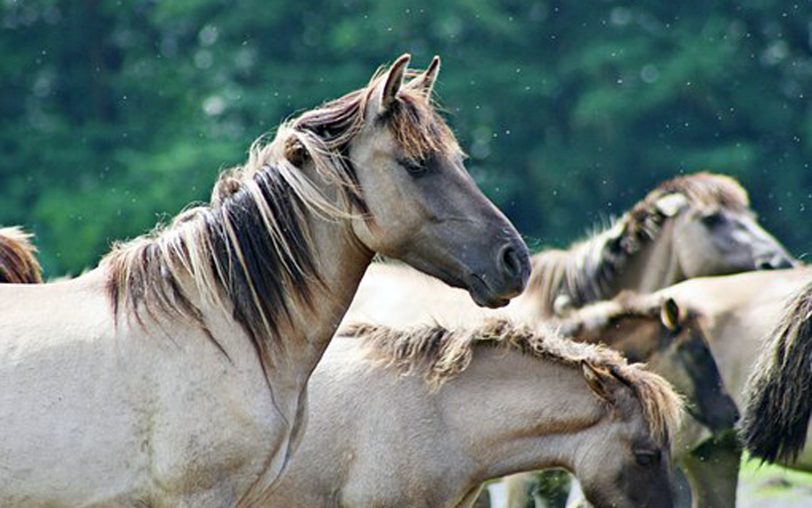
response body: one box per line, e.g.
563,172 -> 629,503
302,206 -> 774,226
2,0 -> 811,275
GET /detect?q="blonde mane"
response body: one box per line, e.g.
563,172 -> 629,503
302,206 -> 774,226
102,62 -> 460,372
342,318 -> 682,444
527,172 -> 750,313
0,227 -> 42,284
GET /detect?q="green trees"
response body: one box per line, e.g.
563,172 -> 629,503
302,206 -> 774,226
2,1 -> 810,275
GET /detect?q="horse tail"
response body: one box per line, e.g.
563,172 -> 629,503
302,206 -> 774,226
0,226 -> 42,284
740,281 -> 812,463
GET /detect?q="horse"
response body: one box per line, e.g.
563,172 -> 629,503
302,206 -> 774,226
0,226 -> 42,283
505,293 -> 739,508
740,276 -> 812,466
344,172 -> 796,331
264,319 -> 683,508
0,54 -> 531,507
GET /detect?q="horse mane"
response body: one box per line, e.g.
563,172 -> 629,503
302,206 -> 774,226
102,63 -> 459,371
0,227 -> 43,284
342,318 -> 682,444
526,172 -> 750,314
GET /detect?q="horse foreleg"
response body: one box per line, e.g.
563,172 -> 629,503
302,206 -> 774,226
678,430 -> 741,508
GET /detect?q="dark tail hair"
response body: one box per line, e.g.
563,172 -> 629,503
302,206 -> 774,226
739,281 -> 812,463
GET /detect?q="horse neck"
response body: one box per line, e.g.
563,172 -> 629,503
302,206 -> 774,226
438,347 -> 606,482
616,218 -> 683,294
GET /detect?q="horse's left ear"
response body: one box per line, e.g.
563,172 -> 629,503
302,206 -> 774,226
655,193 -> 689,217
660,298 -> 681,331
370,54 -> 411,116
582,361 -> 619,403
409,55 -> 441,97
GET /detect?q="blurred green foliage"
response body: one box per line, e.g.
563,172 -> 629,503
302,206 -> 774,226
1,0 -> 811,275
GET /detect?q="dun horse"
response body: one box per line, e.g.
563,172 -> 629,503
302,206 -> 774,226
264,319 -> 682,508
0,55 -> 531,507
0,226 -> 42,283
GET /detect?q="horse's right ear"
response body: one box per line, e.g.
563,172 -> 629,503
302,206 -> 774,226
369,54 -> 411,117
654,193 -> 689,217
660,298 -> 681,332
582,361 -> 617,403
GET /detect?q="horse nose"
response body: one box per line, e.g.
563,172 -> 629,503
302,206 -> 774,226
757,254 -> 795,270
497,242 -> 530,289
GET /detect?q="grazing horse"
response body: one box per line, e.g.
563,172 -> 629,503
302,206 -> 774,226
265,319 -> 682,508
345,172 -> 796,331
741,277 -> 812,465
0,226 -> 42,283
0,55 -> 531,507
542,293 -> 740,508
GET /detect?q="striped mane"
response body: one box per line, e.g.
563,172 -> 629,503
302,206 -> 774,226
526,172 -> 750,314
343,318 -> 683,444
102,63 -> 459,372
0,227 -> 42,284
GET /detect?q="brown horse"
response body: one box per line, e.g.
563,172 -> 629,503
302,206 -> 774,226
265,319 -> 682,508
0,226 -> 42,283
0,55 -> 530,507
506,293 -> 740,508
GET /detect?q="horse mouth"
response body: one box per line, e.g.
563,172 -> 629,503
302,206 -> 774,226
466,274 -> 511,308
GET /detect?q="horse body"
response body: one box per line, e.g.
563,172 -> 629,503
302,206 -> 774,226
266,321 -> 680,508
0,55 -> 531,507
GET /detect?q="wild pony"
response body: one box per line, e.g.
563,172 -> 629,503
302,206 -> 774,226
741,277 -> 812,465
505,293 -> 739,508
264,319 -> 682,508
0,226 -> 42,283
0,55 -> 531,507
344,172 -> 796,331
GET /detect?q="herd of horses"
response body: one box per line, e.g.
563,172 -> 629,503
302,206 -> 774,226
1,54 -> 811,508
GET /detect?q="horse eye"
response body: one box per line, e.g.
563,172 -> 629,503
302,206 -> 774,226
700,213 -> 723,228
634,450 -> 660,466
398,158 -> 427,176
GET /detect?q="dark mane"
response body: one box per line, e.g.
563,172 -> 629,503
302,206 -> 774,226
526,172 -> 751,314
0,227 -> 42,284
342,318 -> 682,443
101,62 -> 460,374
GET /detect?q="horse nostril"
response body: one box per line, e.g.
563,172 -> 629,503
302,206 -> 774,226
757,261 -> 776,270
498,244 -> 523,280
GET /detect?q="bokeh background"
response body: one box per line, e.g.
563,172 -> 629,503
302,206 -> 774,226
2,0 -> 811,276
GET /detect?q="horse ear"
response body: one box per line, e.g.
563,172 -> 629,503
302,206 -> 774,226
582,361 -> 618,403
409,55 -> 441,97
371,54 -> 411,116
655,193 -> 689,217
660,298 -> 681,331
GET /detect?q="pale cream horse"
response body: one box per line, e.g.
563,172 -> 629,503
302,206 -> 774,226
345,172 -> 796,331
0,55 -> 531,508
0,226 -> 42,283
264,319 -> 682,508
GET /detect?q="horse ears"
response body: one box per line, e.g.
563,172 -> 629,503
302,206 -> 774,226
660,298 -> 681,331
371,53 -> 411,115
409,55 -> 441,97
284,136 -> 308,167
582,361 -> 619,403
655,193 -> 689,217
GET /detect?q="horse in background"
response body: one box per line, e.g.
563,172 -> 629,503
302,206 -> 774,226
265,319 -> 682,508
527,293 -> 740,508
345,172 -> 796,331
0,54 -> 530,507
0,226 -> 42,283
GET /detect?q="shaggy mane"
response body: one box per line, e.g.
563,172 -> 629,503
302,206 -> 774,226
0,227 -> 42,284
526,172 -> 751,314
342,318 -> 682,444
101,61 -> 460,375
